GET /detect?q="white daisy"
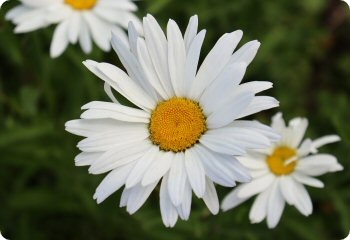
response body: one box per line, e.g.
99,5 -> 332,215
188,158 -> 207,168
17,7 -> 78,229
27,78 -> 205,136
65,14 -> 280,227
222,112 -> 343,228
6,0 -> 141,57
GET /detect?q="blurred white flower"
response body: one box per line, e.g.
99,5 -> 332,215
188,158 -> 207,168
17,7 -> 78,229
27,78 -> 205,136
222,112 -> 343,228
0,231 -> 8,240
6,0 -> 141,57
65,14 -> 280,227
342,0 -> 350,8
0,0 -> 8,9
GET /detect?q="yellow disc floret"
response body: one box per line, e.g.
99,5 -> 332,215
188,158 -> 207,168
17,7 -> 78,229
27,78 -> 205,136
65,0 -> 97,10
266,146 -> 297,175
149,98 -> 207,152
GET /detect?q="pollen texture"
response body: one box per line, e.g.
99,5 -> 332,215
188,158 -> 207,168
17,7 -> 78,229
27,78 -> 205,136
65,0 -> 97,10
149,98 -> 207,152
267,146 -> 297,175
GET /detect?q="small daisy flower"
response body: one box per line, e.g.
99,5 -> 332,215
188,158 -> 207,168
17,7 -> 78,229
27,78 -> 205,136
222,112 -> 343,228
65,14 -> 280,227
6,0 -> 141,57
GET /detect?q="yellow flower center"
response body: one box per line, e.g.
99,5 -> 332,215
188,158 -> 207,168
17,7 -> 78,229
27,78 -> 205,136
266,146 -> 297,175
149,98 -> 207,152
65,0 -> 97,10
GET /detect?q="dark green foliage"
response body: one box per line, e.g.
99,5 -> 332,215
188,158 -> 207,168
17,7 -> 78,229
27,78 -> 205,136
0,0 -> 349,239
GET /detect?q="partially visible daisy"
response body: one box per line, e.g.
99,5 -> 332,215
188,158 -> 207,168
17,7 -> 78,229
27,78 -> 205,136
6,0 -> 141,57
222,112 -> 343,228
342,0 -> 350,8
65,14 -> 280,227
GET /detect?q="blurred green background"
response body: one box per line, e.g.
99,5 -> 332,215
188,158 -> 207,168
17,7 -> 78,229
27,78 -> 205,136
0,0 -> 350,239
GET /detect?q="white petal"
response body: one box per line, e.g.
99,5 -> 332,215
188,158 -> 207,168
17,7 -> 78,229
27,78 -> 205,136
167,19 -> 186,96
221,185 -> 248,211
288,117 -> 308,148
297,154 -> 342,176
81,101 -> 150,123
267,180 -> 285,228
237,81 -> 273,94
127,22 -> 139,55
167,153 -> 187,206
143,14 -> 174,96
74,152 -> 102,166
94,8 -> 140,31
125,146 -> 159,188
228,120 -> 281,142
136,37 -> 169,99
184,30 -> 206,98
88,141 -> 151,174
46,4 -> 72,23
65,118 -> 135,137
126,181 -> 158,214
238,173 -> 275,198
79,19 -> 92,53
250,169 -> 270,178
311,135 -> 341,153
67,13 -> 81,43
200,127 -> 270,156
184,148 -> 206,198
97,0 -> 138,11
200,63 -> 247,114
271,112 -> 286,132
189,30 -> 243,99
279,176 -> 312,216
206,91 -> 254,129
202,178 -> 219,214
194,145 -> 237,187
120,187 -> 131,207
237,96 -> 279,119
293,181 -> 313,216
160,174 -> 179,227
96,62 -> 157,110
238,155 -> 267,170
14,14 -> 48,33
111,33 -> 158,101
292,172 -> 324,188
93,7 -> 136,23
184,15 -> 198,50
21,0 -> 56,7
111,27 -> 129,47
83,12 -> 111,51
249,187 -> 271,224
93,163 -> 135,204
297,139 -> 313,157
227,157 -> 253,183
103,83 -> 119,104
6,6 -> 28,21
81,101 -> 150,118
228,40 -> 260,66
279,176 -> 296,205
50,20 -> 69,58
142,151 -> 173,186
176,180 -> 192,220
83,60 -> 120,88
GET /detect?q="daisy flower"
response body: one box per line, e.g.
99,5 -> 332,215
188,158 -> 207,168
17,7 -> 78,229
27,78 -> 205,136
5,0 -> 141,57
222,112 -> 343,228
65,14 -> 280,227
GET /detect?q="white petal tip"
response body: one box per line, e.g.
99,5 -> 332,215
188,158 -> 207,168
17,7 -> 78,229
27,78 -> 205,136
220,206 -> 230,212
236,191 -> 249,199
232,29 -> 243,38
209,207 -> 219,215
332,164 -> 344,172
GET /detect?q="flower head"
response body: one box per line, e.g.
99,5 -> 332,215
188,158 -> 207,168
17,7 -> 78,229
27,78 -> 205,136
6,0 -> 141,57
222,112 -> 343,228
65,14 -> 279,227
